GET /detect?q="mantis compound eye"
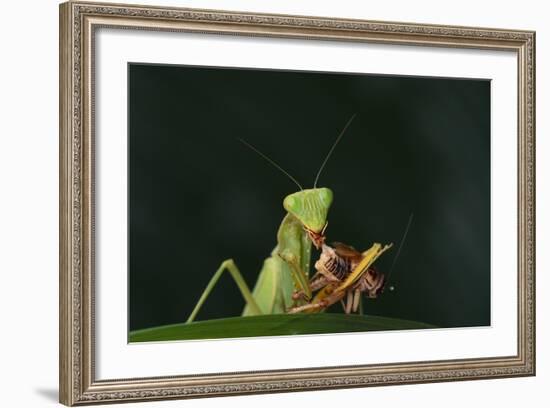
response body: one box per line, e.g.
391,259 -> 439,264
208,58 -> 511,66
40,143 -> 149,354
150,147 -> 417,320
317,188 -> 333,207
284,196 -> 296,210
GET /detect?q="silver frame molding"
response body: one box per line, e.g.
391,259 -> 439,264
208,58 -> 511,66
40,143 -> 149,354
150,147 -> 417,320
59,1 -> 536,405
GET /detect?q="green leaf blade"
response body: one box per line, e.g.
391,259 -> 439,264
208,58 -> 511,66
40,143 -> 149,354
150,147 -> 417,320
129,313 -> 435,343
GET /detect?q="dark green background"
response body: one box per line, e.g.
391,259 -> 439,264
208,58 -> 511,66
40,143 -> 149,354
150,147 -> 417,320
129,63 -> 490,332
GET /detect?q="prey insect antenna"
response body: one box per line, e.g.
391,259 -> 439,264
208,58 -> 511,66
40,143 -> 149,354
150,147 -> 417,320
313,113 -> 357,188
386,212 -> 414,284
238,138 -> 303,191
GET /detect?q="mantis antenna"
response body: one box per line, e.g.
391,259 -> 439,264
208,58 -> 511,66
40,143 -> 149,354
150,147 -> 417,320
386,212 -> 414,287
313,113 -> 357,188
238,138 -> 303,191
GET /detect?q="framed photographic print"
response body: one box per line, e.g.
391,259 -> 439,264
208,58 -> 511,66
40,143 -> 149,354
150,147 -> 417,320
59,1 -> 536,405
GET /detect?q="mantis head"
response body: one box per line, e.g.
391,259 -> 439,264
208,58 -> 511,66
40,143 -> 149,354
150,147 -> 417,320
239,114 -> 356,249
283,188 -> 332,249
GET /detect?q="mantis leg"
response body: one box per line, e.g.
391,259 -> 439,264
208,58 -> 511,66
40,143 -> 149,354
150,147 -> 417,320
292,275 -> 330,302
186,259 -> 262,323
288,291 -> 345,314
279,251 -> 312,300
288,300 -> 327,314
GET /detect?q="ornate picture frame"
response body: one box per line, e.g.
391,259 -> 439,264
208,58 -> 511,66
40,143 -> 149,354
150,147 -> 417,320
59,1 -> 535,405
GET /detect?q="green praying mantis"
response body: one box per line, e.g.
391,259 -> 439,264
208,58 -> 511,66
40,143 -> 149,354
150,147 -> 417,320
186,114 -> 394,323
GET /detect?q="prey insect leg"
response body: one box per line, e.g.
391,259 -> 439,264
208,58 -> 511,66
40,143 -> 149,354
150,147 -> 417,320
345,290 -> 353,314
352,288 -> 362,313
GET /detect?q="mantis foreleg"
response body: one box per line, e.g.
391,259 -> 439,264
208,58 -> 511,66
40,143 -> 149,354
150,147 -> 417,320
288,290 -> 346,314
277,214 -> 312,300
186,259 -> 261,323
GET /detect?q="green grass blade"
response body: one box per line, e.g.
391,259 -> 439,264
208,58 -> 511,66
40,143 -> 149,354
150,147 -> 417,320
129,313 -> 435,342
